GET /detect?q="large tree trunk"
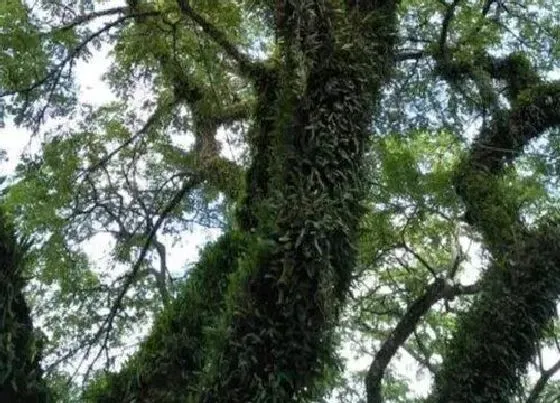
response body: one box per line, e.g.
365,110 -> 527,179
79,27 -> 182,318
430,53 -> 560,402
88,1 -> 399,402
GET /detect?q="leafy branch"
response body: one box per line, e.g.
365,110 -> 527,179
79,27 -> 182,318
79,97 -> 180,180
175,0 -> 266,80
1,12 -> 156,99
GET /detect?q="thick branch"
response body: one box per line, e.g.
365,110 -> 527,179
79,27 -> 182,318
430,227 -> 560,402
469,82 -> 560,175
367,279 -> 446,403
152,239 -> 170,305
454,81 -> 560,244
432,53 -> 560,403
201,1 -> 400,401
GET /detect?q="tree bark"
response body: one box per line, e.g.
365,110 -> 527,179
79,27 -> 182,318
430,53 -> 560,402
89,1 -> 399,401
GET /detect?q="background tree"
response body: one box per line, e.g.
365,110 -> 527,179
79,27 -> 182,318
0,208 -> 49,402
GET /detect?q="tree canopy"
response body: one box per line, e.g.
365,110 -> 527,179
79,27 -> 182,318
2,0 -> 560,402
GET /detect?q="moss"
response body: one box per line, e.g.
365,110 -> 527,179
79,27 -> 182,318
431,223 -> 560,403
197,4 -> 399,401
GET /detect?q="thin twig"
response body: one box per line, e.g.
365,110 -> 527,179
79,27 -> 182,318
80,177 -> 198,378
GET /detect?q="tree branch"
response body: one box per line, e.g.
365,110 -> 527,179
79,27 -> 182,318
526,358 -> 560,403
432,51 -> 560,402
366,279 -> 445,403
56,6 -> 130,32
437,0 -> 462,59
175,0 -> 264,80
80,177 -> 198,377
152,239 -> 170,305
366,277 -> 480,403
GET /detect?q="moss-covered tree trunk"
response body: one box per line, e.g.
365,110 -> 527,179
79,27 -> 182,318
430,54 -> 560,402
0,209 -> 49,402
89,1 -> 399,402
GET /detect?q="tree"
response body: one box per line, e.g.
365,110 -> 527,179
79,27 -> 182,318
0,208 -> 49,401
2,0 -> 560,402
